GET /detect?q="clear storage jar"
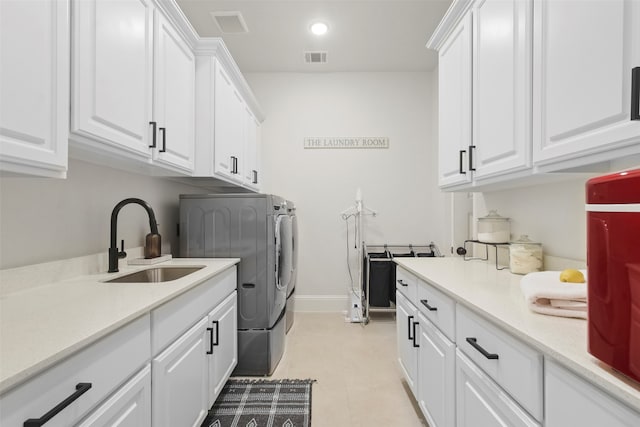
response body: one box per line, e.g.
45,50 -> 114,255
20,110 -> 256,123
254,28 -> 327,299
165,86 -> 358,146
509,235 -> 543,274
477,210 -> 511,243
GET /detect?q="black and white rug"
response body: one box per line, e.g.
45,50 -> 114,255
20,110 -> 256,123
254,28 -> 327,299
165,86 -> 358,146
202,379 -> 315,427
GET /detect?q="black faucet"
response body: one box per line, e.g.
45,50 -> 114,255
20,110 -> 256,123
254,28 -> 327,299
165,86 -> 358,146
108,198 -> 159,273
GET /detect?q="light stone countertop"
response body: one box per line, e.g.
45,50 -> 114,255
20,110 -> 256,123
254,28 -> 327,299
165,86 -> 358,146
394,256 -> 640,413
0,257 -> 239,395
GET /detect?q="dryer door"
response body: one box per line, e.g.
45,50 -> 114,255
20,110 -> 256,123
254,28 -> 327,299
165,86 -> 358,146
289,214 -> 298,296
275,214 -> 293,292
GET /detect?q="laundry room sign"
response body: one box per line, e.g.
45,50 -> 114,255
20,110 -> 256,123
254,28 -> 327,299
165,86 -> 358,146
303,137 -> 389,149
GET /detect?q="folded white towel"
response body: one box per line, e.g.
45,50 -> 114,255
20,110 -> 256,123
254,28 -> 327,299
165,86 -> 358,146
520,270 -> 587,319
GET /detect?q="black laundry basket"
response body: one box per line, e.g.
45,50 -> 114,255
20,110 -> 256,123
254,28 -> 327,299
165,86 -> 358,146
364,252 -> 394,308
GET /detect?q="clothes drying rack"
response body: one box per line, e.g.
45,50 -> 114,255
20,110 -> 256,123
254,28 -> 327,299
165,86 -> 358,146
362,242 -> 443,324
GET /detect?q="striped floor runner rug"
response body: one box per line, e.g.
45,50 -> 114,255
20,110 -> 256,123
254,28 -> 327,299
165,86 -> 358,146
201,379 -> 315,427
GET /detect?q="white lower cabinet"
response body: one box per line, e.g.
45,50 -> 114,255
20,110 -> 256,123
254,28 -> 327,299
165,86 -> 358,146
545,360 -> 640,427
396,291 -> 419,395
77,364 -> 152,427
207,291 -> 238,406
0,315 -> 150,427
152,316 -> 209,427
0,267 -> 238,427
456,350 -> 540,427
417,313 -> 455,427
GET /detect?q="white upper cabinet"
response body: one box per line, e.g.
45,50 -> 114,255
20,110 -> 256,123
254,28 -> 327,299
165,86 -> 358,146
472,0 -> 532,180
193,44 -> 264,190
533,0 -> 640,170
214,63 -> 245,182
71,0 -> 195,174
244,107 -> 261,190
0,0 -> 69,178
437,11 -> 473,187
432,0 -> 533,190
152,11 -> 195,174
71,0 -> 154,160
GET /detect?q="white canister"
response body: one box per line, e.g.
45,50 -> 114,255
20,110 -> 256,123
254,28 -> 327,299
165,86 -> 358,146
509,235 -> 543,274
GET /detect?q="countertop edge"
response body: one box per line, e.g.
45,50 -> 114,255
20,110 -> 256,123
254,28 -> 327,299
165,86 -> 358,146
0,258 -> 240,395
394,257 -> 640,414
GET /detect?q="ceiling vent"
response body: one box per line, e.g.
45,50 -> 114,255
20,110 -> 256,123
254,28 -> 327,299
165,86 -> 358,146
304,51 -> 328,64
210,11 -> 249,34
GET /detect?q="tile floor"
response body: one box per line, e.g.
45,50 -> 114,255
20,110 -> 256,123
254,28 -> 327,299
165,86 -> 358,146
266,312 -> 428,427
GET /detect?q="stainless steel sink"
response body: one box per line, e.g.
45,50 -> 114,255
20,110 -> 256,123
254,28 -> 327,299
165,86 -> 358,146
104,266 -> 205,283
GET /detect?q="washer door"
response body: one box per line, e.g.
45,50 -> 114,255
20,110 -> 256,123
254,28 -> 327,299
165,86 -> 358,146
275,214 -> 293,292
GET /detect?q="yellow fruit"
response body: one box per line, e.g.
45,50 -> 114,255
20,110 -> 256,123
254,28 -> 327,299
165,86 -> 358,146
559,269 -> 585,283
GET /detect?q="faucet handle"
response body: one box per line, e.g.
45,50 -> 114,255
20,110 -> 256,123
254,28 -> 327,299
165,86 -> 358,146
119,239 -> 127,259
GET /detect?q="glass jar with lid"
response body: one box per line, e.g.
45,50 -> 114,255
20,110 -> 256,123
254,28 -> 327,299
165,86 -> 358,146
509,235 -> 543,274
477,210 -> 510,243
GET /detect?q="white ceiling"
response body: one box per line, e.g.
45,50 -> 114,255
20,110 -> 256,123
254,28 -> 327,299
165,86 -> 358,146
176,0 -> 453,72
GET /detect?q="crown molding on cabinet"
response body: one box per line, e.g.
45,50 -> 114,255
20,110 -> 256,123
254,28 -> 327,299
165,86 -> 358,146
426,0 -> 474,50
194,39 -> 265,123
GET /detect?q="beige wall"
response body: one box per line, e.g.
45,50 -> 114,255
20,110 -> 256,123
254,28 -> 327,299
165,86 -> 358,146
0,159 -> 204,269
246,72 -> 449,309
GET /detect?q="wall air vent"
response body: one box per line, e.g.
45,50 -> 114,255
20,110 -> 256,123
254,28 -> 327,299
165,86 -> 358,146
304,51 -> 328,64
210,11 -> 249,34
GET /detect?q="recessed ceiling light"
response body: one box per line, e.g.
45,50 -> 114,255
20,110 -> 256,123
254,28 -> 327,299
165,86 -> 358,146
310,22 -> 328,36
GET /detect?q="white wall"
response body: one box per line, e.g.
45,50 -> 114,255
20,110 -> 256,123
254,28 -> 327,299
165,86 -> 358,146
0,159 -> 204,269
246,72 -> 448,310
474,157 -> 640,264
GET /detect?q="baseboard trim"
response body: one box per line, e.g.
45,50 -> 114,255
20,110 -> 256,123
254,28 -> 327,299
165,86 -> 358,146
294,295 -> 348,312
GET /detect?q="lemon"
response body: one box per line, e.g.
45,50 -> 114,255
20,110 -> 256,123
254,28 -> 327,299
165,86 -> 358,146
559,269 -> 585,283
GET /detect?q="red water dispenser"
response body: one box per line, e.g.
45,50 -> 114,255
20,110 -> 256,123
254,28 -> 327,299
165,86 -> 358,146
586,168 -> 640,382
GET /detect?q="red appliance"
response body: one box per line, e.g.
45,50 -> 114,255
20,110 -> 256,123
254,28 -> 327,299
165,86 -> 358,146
586,168 -> 640,383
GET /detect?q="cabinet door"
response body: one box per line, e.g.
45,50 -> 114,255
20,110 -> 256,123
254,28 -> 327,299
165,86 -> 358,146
152,11 -> 195,174
417,314 -> 455,427
438,12 -> 473,188
545,360 -> 640,427
213,63 -> 244,182
0,0 -> 69,178
71,0 -> 153,159
207,291 -> 238,406
77,365 -> 151,427
243,107 -> 260,189
396,291 -> 418,396
472,0 -> 532,180
152,317 -> 209,427
456,350 -> 540,427
533,0 -> 640,167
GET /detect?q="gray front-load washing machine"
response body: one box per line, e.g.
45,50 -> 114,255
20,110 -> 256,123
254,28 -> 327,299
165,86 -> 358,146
179,193 -> 292,375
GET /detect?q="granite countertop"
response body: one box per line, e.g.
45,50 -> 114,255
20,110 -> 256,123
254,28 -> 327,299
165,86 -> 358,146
0,257 -> 240,394
394,256 -> 640,413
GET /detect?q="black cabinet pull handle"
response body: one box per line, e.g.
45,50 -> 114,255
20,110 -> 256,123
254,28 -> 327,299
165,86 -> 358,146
159,127 -> 166,152
252,170 -> 258,184
230,156 -> 238,174
420,299 -> 438,311
407,315 -> 414,340
397,279 -> 408,287
206,327 -> 214,354
469,145 -> 476,171
212,320 -> 219,346
466,337 -> 499,360
412,321 -> 420,347
632,67 -> 640,121
149,121 -> 157,148
459,150 -> 467,174
24,383 -> 92,426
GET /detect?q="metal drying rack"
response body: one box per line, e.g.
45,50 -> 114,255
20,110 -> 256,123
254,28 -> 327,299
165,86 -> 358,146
462,239 -> 510,270
362,242 -> 443,324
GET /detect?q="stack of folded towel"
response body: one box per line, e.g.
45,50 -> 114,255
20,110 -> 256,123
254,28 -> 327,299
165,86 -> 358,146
520,270 -> 587,319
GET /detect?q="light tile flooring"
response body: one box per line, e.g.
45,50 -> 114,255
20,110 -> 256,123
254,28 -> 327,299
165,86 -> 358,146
268,312 -> 428,427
